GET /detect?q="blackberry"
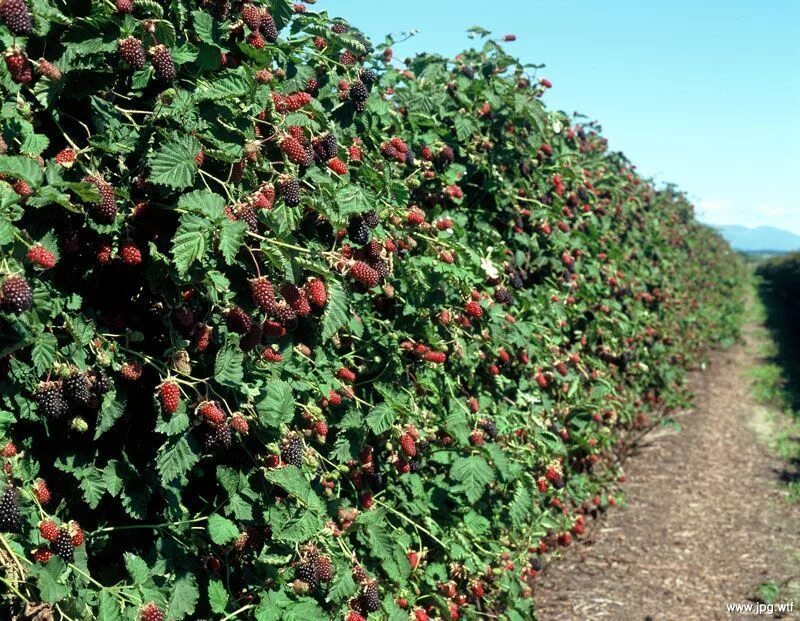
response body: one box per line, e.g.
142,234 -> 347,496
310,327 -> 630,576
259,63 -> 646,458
404,149 -> 415,166
494,287 -> 513,305
118,37 -> 146,69
226,306 -> 253,334
359,68 -> 378,88
368,258 -> 388,279
92,371 -> 111,395
331,21 -> 348,34
295,561 -> 318,588
52,528 -> 74,562
461,65 -> 475,79
363,210 -> 379,229
280,434 -> 303,467
317,556 -> 332,582
241,3 -> 261,30
478,418 -> 498,440
35,381 -> 67,418
348,217 -> 370,245
280,178 -> 301,207
0,487 -> 20,533
529,557 -> 542,572
239,323 -> 263,352
0,0 -> 32,36
149,45 -> 175,81
275,302 -> 297,328
369,471 -> 384,490
313,133 -> 338,162
84,177 -> 117,223
361,581 -> 380,613
204,423 -> 232,452
349,81 -> 369,112
261,12 -> 278,43
1,275 -> 32,313
63,371 -> 91,408
236,205 -> 259,232
409,460 -> 421,472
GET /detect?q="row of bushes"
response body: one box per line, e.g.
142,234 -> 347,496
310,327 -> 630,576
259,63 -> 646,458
0,0 -> 744,619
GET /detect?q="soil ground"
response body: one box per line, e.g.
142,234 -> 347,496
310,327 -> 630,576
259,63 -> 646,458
533,321 -> 800,620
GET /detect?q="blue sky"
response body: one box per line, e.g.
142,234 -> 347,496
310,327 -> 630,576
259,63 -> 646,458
315,0 -> 800,233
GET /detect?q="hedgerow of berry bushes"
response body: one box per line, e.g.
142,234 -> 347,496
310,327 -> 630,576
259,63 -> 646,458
0,1 -> 744,619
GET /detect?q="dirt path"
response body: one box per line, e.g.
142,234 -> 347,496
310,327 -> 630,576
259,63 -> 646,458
534,323 -> 800,620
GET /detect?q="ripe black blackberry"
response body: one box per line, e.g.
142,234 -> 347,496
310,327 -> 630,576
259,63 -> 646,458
280,178 -> 301,207
63,371 -> 91,408
204,423 -> 232,452
369,471 -> 384,490
35,381 -> 67,418
261,12 -> 278,43
0,0 -> 32,36
461,65 -> 475,79
404,149 -> 415,166
348,216 -> 370,245
359,68 -> 378,88
313,134 -> 338,162
361,581 -> 380,613
280,434 -> 303,467
363,210 -> 379,229
275,302 -> 297,328
494,287 -> 513,305
529,556 -> 542,571
368,258 -> 388,279
149,45 -> 175,81
330,21 -> 348,34
119,37 -> 146,69
0,487 -> 20,533
316,556 -> 332,582
478,418 -> 498,440
1,275 -> 32,313
509,273 -> 524,289
52,528 -> 74,562
92,371 -> 111,397
236,205 -> 259,232
295,561 -> 318,588
349,81 -> 368,112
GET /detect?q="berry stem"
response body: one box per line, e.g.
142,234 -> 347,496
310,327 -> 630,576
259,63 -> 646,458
247,232 -> 313,255
198,169 -> 234,202
220,604 -> 256,621
373,500 -> 448,551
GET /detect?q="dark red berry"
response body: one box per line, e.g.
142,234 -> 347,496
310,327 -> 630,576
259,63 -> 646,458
119,37 -> 146,69
158,382 -> 180,414
0,0 -> 32,35
1,275 -> 33,313
149,45 -> 175,81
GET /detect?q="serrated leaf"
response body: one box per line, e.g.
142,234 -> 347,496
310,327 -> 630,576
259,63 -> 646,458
270,0 -> 294,30
156,436 -> 199,485
256,380 -> 294,427
366,403 -> 395,434
509,483 -> 531,529
0,155 -> 44,186
150,135 -> 199,190
192,10 -> 224,48
321,279 -> 349,340
283,599 -> 326,621
124,553 -> 149,583
219,219 -> 247,264
95,391 -> 125,439
208,513 -> 239,545
178,190 -> 226,218
97,591 -> 122,621
214,337 -> 244,386
31,331 -> 57,374
34,559 -> 69,603
208,579 -> 229,614
196,71 -> 251,100
450,455 -> 494,503
168,573 -> 200,619
172,213 -> 211,275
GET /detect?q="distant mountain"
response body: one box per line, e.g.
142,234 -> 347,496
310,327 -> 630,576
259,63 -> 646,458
713,225 -> 800,253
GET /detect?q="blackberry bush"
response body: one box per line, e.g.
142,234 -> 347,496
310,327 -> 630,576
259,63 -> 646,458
0,1 -> 745,619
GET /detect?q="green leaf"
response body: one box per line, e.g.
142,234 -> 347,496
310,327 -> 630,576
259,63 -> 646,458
124,552 -> 150,583
283,599 -> 326,621
31,332 -> 57,374
208,513 -> 239,545
366,403 -> 395,435
450,456 -> 494,503
78,468 -> 106,508
172,213 -> 211,275
321,279 -> 349,340
256,380 -> 294,427
168,573 -> 200,619
156,436 -> 199,485
97,591 -> 123,621
94,391 -> 125,439
34,559 -> 69,603
264,466 -> 321,509
218,219 -> 247,265
196,70 -> 251,100
0,155 -> 44,186
214,337 -> 244,386
333,185 -> 373,226
509,483 -> 531,529
208,579 -> 229,614
150,135 -> 200,190
192,10 -> 224,48
178,190 -> 226,218
270,0 -> 294,30
271,508 -> 324,543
